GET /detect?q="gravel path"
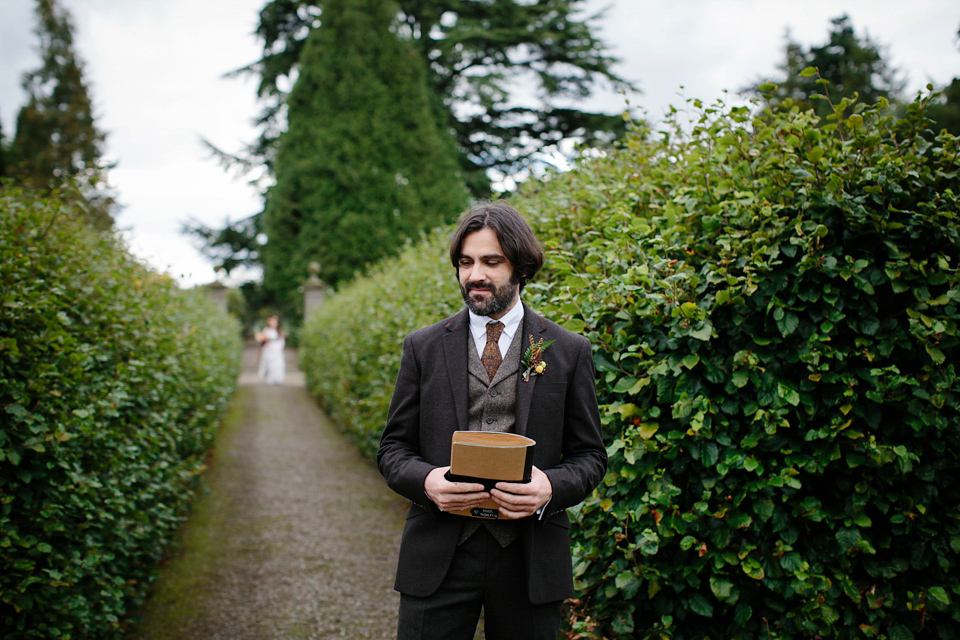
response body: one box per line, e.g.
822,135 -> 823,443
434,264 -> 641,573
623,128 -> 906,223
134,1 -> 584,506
126,347 -> 407,639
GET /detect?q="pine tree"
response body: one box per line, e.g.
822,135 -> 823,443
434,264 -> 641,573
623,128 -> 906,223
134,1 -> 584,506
11,0 -> 114,229
260,0 -> 468,317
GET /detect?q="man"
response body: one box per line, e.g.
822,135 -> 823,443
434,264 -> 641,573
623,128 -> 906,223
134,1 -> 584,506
378,201 -> 606,640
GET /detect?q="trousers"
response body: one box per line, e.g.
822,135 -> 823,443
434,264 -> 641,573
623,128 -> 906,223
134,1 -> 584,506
396,526 -> 562,640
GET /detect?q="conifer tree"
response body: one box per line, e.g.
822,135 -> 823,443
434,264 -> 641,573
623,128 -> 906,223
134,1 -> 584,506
749,15 -> 905,120
188,0 -> 629,283
0,117 -> 7,178
260,0 -> 468,317
226,0 -> 631,195
11,0 -> 114,229
927,25 -> 960,136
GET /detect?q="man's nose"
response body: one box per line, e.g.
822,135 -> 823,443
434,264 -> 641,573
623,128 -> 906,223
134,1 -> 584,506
467,263 -> 487,282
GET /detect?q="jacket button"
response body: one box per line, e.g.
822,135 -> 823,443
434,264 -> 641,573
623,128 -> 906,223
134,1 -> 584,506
486,417 -> 495,424
490,390 -> 498,397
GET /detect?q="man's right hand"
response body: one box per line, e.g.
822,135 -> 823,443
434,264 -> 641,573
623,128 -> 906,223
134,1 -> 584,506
424,467 -> 489,512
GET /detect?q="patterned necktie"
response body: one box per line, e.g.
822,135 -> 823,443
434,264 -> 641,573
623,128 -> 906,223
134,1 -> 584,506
482,321 -> 504,381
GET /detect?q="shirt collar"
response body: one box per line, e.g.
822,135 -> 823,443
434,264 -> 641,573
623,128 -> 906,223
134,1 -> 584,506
468,299 -> 524,342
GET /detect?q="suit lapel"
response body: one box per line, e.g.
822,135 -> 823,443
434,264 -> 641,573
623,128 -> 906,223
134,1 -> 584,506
443,310 -> 470,432
515,303 -> 547,436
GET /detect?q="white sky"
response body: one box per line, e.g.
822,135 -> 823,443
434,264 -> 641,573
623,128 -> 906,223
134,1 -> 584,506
2,0 -> 958,287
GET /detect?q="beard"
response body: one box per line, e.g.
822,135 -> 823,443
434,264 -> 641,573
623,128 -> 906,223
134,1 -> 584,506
460,277 -> 518,317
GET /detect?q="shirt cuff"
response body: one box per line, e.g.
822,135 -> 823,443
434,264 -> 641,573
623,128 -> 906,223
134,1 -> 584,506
536,497 -> 552,520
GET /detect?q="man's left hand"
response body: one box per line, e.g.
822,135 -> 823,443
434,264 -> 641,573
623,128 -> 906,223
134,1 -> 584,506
491,466 -> 552,519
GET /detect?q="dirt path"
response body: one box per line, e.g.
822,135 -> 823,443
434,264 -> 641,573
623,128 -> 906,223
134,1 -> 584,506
127,348 -> 407,640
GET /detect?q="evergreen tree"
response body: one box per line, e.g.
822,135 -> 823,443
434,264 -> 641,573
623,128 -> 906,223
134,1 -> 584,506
11,0 -> 114,229
227,0 -> 632,195
187,0 -> 629,278
748,15 -> 905,119
0,116 -> 7,178
260,0 -> 468,317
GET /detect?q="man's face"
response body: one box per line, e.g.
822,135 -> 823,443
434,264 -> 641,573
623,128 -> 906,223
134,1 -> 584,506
458,227 -> 520,319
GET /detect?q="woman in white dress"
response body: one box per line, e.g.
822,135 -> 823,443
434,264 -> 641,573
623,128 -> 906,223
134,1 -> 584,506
257,315 -> 286,385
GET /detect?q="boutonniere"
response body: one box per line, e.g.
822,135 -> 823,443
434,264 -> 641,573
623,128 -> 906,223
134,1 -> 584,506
521,335 -> 555,382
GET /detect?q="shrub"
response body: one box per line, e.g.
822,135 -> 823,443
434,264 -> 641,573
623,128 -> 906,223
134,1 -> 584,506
298,88 -> 960,638
1,186 -> 241,639
300,231 -> 461,459
525,92 -> 960,638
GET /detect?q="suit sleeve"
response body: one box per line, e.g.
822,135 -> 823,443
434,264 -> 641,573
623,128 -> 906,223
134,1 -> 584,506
542,336 -> 607,514
377,333 -> 438,510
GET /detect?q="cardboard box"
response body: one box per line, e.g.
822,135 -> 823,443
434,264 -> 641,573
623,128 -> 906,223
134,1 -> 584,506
445,431 -> 536,519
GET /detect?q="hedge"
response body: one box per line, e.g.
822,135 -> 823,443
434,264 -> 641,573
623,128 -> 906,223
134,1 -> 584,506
1,186 -> 241,639
299,88 -> 959,638
300,231 -> 462,459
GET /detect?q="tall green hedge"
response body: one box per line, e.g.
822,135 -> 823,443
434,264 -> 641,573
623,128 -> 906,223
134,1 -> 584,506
529,92 -> 960,638
1,187 -> 241,639
299,89 -> 959,638
300,230 -> 462,459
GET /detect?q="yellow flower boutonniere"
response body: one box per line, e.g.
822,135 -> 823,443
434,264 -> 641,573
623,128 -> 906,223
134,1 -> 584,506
521,335 -> 555,382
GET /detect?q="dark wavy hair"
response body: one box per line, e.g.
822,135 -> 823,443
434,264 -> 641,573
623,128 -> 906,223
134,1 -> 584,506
449,201 -> 544,291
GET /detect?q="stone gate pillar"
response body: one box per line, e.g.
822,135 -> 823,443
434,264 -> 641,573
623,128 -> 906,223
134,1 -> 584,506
303,262 -> 327,320
206,279 -> 228,314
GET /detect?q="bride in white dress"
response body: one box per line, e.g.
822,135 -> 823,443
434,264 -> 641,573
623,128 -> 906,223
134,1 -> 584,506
256,315 -> 286,385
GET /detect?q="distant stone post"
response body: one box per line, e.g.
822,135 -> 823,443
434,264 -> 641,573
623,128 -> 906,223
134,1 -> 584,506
303,261 -> 327,320
206,279 -> 228,314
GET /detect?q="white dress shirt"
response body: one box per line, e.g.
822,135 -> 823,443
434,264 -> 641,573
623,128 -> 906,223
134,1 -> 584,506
468,299 -> 524,360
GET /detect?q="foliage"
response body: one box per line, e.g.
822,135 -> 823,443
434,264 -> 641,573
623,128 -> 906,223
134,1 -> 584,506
747,15 -> 905,122
0,118 -> 8,178
188,0 -> 633,281
300,229 -> 461,458
926,25 -> 960,137
9,0 -> 115,230
927,78 -> 960,137
0,186 -> 241,639
300,87 -> 960,638
528,93 -> 959,638
260,0 -> 468,318
235,0 -> 633,195
182,212 -> 263,277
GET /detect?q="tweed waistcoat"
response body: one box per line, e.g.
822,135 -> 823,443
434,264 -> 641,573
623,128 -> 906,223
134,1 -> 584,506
466,326 -> 523,432
461,327 -> 524,546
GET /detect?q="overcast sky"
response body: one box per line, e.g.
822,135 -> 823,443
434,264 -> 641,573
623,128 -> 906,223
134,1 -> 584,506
2,0 -> 958,287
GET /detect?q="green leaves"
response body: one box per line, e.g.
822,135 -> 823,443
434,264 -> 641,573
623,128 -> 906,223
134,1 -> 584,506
520,89 -> 960,638
1,187 -> 241,639
299,82 -> 960,639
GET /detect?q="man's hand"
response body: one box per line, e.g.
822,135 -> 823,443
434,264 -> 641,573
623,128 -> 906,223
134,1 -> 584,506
490,466 -> 552,519
424,466 -> 489,512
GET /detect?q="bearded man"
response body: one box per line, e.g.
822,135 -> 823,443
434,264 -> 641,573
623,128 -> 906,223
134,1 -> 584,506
378,201 -> 606,640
